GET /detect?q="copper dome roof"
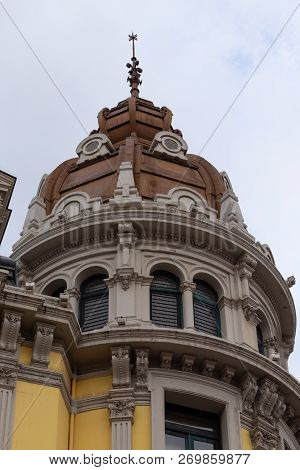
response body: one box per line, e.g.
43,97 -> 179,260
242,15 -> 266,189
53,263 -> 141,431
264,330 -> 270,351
40,96 -> 226,216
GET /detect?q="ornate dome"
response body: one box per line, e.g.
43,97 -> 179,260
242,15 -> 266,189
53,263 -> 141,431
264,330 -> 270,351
40,95 -> 226,216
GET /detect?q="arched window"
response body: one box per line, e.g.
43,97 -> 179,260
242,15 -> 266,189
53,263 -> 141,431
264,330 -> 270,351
193,280 -> 221,337
42,279 -> 67,298
256,325 -> 264,355
79,275 -> 108,332
150,271 -> 182,328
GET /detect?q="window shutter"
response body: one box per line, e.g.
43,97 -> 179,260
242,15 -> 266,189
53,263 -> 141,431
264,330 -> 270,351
80,275 -> 108,332
256,325 -> 264,355
193,281 -> 221,337
151,271 -> 182,328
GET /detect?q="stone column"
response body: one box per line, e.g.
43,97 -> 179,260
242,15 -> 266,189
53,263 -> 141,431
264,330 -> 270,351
109,346 -> 135,449
66,288 -> 80,317
281,336 -> 294,371
180,282 -> 196,329
0,364 -> 18,449
109,393 -> 135,450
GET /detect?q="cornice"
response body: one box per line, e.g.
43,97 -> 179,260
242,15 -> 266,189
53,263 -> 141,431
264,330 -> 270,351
11,206 -> 295,335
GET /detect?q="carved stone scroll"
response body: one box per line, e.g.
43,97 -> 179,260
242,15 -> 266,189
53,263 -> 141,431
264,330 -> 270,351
0,311 -> 22,353
135,349 -> 149,390
31,323 -> 55,367
111,346 -> 131,388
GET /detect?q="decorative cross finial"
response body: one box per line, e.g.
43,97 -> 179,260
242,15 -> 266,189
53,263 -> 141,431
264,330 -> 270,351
126,32 -> 142,98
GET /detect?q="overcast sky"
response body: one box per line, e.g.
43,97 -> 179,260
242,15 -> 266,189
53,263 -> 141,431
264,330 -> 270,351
0,0 -> 299,378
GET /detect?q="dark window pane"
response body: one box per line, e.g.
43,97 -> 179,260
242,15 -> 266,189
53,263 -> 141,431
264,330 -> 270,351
193,280 -> 221,337
165,433 -> 186,450
151,271 -> 182,328
193,440 -> 215,450
79,275 -> 108,332
256,325 -> 264,355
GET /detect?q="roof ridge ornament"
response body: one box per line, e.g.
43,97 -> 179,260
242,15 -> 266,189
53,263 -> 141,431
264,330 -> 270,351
127,33 -> 143,98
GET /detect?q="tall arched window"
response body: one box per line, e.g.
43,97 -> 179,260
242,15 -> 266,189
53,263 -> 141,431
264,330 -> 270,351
256,325 -> 265,355
79,275 -> 108,332
150,271 -> 182,328
193,280 -> 221,337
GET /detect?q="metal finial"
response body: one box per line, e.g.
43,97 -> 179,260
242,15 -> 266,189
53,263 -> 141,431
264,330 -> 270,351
126,32 -> 142,97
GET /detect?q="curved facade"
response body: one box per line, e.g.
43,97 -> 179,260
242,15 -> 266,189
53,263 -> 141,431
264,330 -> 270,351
0,70 -> 299,450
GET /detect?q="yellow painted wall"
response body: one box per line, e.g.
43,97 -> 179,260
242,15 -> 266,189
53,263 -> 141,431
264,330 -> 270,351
241,428 -> 252,450
49,351 -> 71,393
75,375 -> 112,399
19,347 -> 71,393
74,409 -> 111,449
132,405 -> 152,450
12,381 -> 69,450
19,346 -> 32,365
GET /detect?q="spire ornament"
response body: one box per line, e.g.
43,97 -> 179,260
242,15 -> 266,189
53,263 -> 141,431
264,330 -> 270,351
127,33 -> 143,98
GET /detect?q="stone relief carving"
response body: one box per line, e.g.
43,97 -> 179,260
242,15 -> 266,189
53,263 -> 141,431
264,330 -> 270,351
111,346 -> 131,388
273,394 -> 286,422
108,399 -> 135,420
255,377 -> 278,421
135,349 -> 149,390
219,366 -> 236,384
250,428 -> 278,450
201,360 -> 216,378
160,352 -> 173,369
0,366 -> 17,387
31,323 -> 55,367
240,373 -> 258,413
181,355 -> 195,372
114,268 -> 135,291
0,311 -> 22,353
241,298 -> 260,324
180,282 -> 196,293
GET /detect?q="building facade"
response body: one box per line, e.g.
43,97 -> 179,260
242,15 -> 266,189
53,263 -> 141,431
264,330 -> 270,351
0,49 -> 300,450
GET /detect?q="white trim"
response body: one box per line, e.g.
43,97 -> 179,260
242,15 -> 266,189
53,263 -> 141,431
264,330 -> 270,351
149,369 -> 242,450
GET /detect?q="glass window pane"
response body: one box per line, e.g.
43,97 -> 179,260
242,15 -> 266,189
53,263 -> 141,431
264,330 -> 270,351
193,440 -> 215,450
165,433 -> 186,450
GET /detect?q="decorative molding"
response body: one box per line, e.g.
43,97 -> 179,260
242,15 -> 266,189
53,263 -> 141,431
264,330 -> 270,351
118,222 -> 135,267
160,352 -> 173,369
240,373 -> 258,414
180,282 -> 196,293
135,349 -> 149,391
237,254 -> 258,276
286,276 -> 296,288
250,426 -> 279,450
181,355 -> 195,372
241,297 -> 260,325
219,366 -> 235,384
283,405 -> 295,423
255,377 -> 278,422
0,366 -> 17,388
273,394 -> 286,422
201,360 -> 216,378
0,311 -> 22,353
108,398 -> 135,421
282,336 -> 295,355
111,346 -> 131,388
31,323 -> 55,367
114,268 -> 135,291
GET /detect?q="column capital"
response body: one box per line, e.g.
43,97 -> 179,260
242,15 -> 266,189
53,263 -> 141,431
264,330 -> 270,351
180,281 -> 196,293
